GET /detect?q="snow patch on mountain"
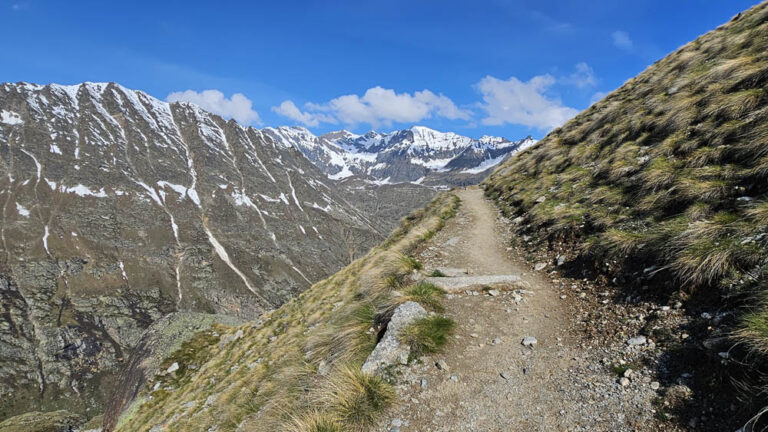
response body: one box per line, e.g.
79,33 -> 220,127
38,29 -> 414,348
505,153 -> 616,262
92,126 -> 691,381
264,125 -> 535,184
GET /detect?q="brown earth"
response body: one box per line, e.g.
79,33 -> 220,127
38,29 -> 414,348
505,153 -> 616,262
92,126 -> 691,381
377,187 -> 673,432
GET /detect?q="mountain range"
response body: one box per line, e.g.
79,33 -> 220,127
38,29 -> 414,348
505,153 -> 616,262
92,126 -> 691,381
0,80 -> 527,423
263,125 -> 535,185
0,81 -> 390,420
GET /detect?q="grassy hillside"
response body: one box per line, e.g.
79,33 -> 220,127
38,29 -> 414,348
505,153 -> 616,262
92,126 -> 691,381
108,192 -> 459,431
485,0 -> 768,396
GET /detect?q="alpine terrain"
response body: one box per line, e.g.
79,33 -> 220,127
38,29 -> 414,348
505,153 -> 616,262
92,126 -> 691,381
59,3 -> 768,432
2,2 -> 767,431
0,81 -> 387,423
263,125 -> 535,186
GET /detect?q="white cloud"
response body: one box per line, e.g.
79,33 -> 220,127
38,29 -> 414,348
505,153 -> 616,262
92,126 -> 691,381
272,86 -> 471,127
475,74 -> 579,130
166,89 -> 261,124
271,100 -> 335,127
612,31 -> 633,50
565,62 -> 596,89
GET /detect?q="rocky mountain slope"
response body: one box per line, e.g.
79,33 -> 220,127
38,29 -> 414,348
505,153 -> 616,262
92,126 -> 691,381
0,81 -> 385,421
263,125 -> 535,186
104,191 -> 460,432
485,2 -> 768,423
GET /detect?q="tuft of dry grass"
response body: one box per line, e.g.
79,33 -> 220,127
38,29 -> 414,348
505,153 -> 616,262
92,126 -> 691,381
402,281 -> 446,313
400,316 -> 456,356
287,412 -> 343,432
317,366 -> 394,431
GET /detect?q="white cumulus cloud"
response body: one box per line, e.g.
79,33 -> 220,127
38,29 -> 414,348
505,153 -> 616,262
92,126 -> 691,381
166,89 -> 261,125
271,100 -> 336,127
273,86 -> 471,128
475,74 -> 579,130
612,31 -> 633,50
565,62 -> 596,89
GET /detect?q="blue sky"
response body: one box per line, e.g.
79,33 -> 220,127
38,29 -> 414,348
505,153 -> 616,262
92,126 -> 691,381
0,0 -> 758,139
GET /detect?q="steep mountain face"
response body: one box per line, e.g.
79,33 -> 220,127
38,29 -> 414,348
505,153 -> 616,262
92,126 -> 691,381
485,2 -> 768,418
0,82 -> 383,420
263,125 -> 535,185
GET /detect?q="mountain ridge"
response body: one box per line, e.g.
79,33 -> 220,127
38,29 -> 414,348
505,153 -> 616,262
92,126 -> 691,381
0,80 -> 387,421
263,124 -> 536,185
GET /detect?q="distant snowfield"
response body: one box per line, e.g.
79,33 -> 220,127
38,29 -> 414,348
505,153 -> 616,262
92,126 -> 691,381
263,125 -> 536,184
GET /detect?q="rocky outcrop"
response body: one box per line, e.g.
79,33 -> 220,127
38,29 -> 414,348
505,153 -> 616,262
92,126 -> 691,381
102,312 -> 243,431
362,301 -> 427,375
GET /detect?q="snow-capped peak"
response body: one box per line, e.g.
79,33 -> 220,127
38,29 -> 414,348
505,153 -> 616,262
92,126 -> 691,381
263,124 -> 534,185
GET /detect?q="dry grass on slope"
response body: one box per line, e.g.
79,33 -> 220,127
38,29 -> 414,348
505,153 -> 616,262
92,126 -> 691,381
113,192 -> 460,432
484,0 -> 768,406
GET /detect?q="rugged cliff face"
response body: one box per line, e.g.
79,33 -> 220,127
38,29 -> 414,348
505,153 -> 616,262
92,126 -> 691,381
0,82 -> 383,420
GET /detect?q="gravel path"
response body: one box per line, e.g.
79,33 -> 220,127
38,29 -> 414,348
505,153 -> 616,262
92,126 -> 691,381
377,187 -> 668,432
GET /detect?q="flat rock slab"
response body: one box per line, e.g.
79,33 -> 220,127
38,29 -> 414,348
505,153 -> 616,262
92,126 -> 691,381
424,275 -> 525,292
433,267 -> 469,277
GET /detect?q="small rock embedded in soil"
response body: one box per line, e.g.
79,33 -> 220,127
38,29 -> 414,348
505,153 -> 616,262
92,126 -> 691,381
166,362 -> 179,374
534,262 -> 547,271
487,289 -> 500,296
619,377 -> 631,387
421,378 -> 428,389
521,336 -> 537,347
450,375 -> 458,382
626,335 -> 647,346
436,359 -> 450,371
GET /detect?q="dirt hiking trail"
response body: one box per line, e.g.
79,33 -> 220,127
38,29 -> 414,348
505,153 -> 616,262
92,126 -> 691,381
377,187 -> 666,432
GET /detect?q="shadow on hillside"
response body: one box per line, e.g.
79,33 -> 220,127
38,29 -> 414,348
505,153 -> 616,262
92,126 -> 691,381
555,255 -> 761,431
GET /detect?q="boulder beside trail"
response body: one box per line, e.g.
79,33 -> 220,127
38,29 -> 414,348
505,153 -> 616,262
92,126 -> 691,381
362,301 -> 427,375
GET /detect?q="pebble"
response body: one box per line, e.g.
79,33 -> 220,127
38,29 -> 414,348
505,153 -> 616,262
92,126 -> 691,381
470,333 -> 479,338
534,262 -> 547,271
626,335 -> 647,346
166,362 -> 179,374
488,289 -> 500,296
500,371 -> 510,380
619,377 -> 631,387
436,359 -> 450,371
492,338 -> 501,345
450,375 -> 458,382
421,378 -> 428,389
650,381 -> 660,390
521,336 -> 538,347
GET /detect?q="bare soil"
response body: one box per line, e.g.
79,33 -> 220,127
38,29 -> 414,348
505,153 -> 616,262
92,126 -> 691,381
377,187 -> 673,432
